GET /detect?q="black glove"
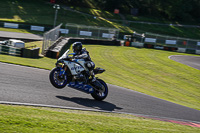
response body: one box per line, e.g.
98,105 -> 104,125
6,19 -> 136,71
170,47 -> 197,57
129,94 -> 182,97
74,55 -> 80,59
66,56 -> 73,60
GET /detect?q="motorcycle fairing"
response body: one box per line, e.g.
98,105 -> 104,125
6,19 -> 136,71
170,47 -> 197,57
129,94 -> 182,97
63,60 -> 85,75
68,82 -> 94,94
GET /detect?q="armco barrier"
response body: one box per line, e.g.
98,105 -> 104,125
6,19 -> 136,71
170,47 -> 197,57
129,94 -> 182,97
0,21 -> 48,32
0,21 -> 120,39
144,33 -> 200,55
196,50 -> 200,54
124,33 -> 200,55
131,42 -> 144,48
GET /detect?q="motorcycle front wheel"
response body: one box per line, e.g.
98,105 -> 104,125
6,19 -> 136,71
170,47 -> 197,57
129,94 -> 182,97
49,67 -> 68,89
91,79 -> 108,101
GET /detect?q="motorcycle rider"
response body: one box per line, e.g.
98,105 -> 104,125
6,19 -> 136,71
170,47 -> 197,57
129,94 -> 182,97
71,42 -> 96,82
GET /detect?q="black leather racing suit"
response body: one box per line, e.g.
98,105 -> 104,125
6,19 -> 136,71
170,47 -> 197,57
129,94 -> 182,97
74,48 -> 96,81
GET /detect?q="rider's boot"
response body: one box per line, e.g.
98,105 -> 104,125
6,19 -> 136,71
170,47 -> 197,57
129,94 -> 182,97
89,70 -> 96,82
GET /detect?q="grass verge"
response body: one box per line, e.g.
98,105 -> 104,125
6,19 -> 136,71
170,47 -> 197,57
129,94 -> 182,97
0,104 -> 199,133
84,45 -> 200,110
0,54 -> 55,70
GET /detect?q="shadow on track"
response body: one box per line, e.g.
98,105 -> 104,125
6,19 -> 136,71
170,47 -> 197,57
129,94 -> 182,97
56,96 -> 123,111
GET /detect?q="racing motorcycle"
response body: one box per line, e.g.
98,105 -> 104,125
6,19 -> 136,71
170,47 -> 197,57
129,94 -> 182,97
49,49 -> 108,101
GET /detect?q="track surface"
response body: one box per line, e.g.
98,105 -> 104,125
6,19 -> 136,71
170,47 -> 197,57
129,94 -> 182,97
0,62 -> 200,123
169,55 -> 200,70
0,31 -> 43,41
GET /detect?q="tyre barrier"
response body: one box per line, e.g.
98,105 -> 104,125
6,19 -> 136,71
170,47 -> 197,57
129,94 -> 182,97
0,45 -> 21,56
21,47 -> 40,58
0,44 -> 40,58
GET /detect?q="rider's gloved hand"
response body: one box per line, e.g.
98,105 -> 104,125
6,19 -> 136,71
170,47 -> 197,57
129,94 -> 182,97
74,55 -> 80,59
66,56 -> 73,60
68,56 -> 73,59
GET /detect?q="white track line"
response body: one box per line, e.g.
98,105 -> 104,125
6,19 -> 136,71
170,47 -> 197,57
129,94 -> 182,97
1,100 -> 200,124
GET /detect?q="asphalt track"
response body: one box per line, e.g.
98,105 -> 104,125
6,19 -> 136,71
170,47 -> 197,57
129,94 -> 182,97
169,55 -> 200,70
0,31 -> 43,41
0,59 -> 200,126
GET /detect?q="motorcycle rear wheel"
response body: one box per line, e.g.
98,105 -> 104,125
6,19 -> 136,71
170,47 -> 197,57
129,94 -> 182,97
91,79 -> 108,101
49,67 -> 68,89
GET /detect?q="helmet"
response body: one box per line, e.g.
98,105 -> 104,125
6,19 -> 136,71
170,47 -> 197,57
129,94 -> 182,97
72,42 -> 82,54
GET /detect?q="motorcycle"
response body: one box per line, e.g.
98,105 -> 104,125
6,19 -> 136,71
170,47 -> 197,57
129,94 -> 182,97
49,49 -> 108,101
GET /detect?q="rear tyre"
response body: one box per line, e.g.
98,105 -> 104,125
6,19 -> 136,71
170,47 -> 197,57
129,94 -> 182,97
49,67 -> 68,89
91,79 -> 108,101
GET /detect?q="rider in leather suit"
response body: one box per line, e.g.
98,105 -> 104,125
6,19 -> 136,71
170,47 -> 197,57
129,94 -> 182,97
72,42 -> 96,82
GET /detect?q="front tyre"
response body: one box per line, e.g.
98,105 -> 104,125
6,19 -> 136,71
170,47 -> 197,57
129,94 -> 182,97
49,67 -> 68,89
91,79 -> 108,101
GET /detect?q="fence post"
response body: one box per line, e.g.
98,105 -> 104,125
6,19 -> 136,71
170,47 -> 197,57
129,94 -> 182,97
42,23 -> 62,55
77,26 -> 79,37
98,28 -> 100,39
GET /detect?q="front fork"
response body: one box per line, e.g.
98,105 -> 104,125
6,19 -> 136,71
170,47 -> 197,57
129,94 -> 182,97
59,67 -> 65,77
56,62 -> 66,77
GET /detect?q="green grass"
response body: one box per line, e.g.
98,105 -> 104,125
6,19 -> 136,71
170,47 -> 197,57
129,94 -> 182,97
0,104 -> 199,133
0,54 -> 55,70
25,41 -> 43,53
0,44 -> 200,111
72,6 -> 121,20
0,0 -> 133,33
84,45 -> 200,110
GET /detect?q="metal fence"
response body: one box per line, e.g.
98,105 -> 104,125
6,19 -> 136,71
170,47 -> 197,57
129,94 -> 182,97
0,21 -> 52,32
123,32 -> 200,54
144,32 -> 200,51
64,23 -> 120,40
42,24 -> 62,54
